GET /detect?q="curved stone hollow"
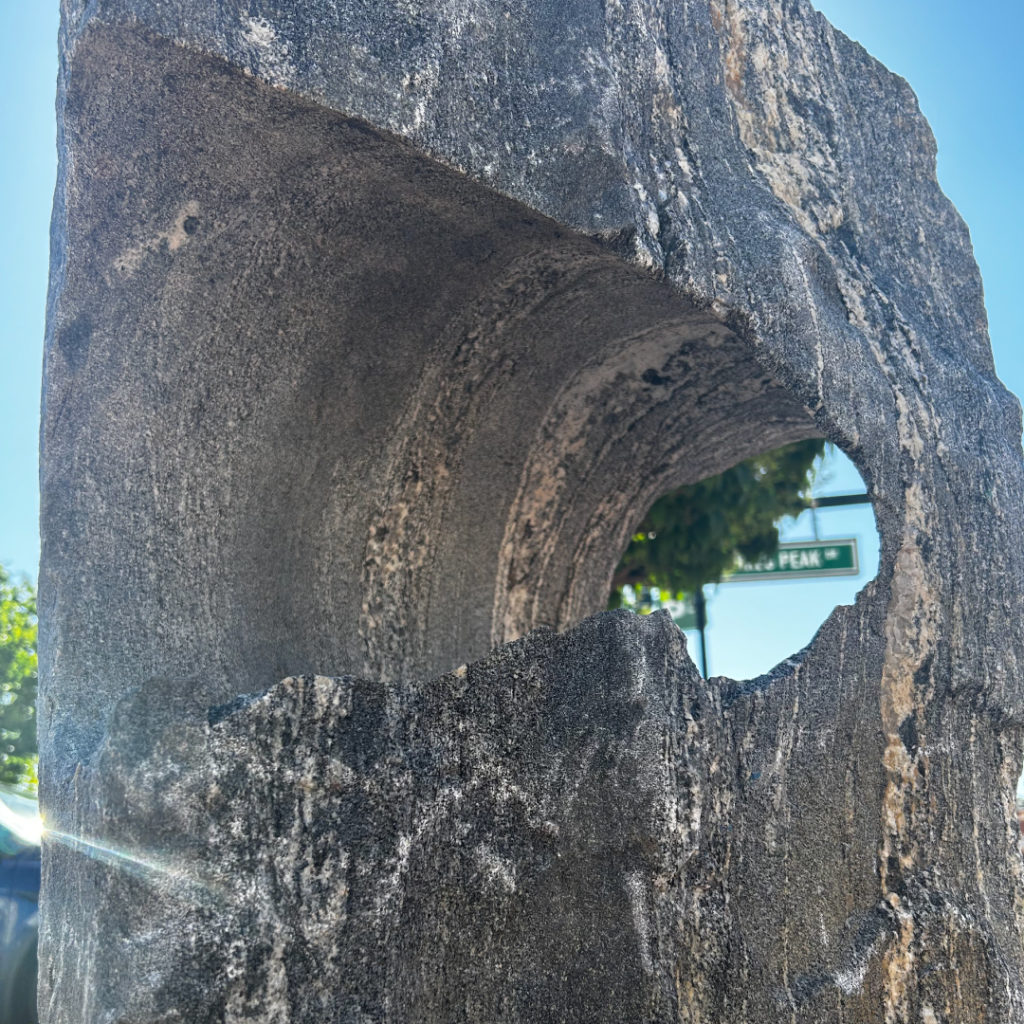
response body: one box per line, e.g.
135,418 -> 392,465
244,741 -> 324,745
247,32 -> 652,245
39,2 -> 1024,1022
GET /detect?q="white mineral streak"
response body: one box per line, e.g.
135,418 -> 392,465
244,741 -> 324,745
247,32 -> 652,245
625,870 -> 655,974
224,934 -> 289,1022
711,0 -> 844,239
241,16 -> 296,89
833,957 -> 868,997
300,848 -> 350,946
474,843 -> 517,894
834,268 -> 872,331
358,327 -> 457,674
375,787 -> 464,919
764,690 -> 799,854
397,58 -> 439,134
582,44 -> 626,156
709,0 -> 887,351
878,474 -> 940,1024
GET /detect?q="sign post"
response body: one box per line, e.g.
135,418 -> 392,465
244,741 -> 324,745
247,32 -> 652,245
666,538 -> 861,679
694,588 -> 708,678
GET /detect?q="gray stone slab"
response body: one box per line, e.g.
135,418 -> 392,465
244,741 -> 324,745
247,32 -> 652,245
39,1 -> 1024,1020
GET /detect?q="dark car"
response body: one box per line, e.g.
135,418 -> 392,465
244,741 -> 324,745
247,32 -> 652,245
0,787 -> 40,1024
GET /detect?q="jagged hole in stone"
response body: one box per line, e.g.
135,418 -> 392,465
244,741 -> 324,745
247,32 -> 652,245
59,26 -> 856,695
604,447 -> 880,680
488,323 -> 822,657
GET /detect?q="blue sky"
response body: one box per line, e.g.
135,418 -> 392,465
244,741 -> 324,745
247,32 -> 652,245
0,3 -> 1020,680
0,5 -> 58,583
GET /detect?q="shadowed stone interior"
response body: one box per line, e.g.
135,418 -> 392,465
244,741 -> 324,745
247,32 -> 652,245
43,26 -> 817,750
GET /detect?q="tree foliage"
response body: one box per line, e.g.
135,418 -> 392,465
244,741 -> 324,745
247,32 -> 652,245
610,439 -> 826,606
0,565 -> 38,790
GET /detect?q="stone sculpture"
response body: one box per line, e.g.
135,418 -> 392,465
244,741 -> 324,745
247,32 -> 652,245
40,1 -> 1024,1020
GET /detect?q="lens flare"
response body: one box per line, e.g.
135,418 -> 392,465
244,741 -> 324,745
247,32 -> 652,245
43,827 -> 225,904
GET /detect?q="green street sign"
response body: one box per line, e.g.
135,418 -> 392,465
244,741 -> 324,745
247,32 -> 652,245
727,538 -> 859,581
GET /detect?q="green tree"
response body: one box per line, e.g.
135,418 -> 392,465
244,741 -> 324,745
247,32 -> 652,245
610,439 -> 826,608
0,565 -> 38,790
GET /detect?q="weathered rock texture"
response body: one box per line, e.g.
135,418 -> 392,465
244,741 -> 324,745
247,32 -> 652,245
40,0 -> 1024,1021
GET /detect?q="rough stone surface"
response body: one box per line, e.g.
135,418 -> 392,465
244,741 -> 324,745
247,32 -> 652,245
53,614 -> 713,1021
40,1 -> 1024,1021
